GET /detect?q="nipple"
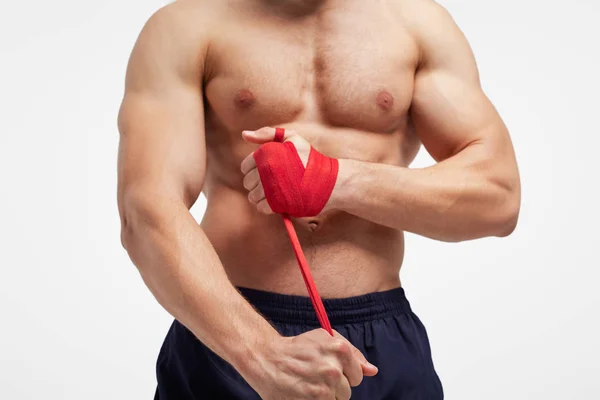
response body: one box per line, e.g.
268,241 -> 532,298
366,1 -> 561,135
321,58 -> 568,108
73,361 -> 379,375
234,89 -> 256,109
376,90 -> 394,112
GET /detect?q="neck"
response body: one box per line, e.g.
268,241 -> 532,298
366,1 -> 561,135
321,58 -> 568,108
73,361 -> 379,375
263,0 -> 326,17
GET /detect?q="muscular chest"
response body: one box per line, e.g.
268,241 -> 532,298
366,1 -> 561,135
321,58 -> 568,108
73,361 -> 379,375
204,3 -> 419,134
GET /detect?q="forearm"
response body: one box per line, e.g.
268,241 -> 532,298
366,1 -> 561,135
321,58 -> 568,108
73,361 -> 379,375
121,194 -> 278,376
333,145 -> 520,242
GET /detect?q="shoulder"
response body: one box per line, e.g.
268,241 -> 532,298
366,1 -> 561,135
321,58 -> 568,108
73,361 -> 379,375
395,0 -> 474,70
127,1 -> 225,86
394,0 -> 454,25
393,0 -> 461,44
140,0 -> 220,43
394,0 -> 461,42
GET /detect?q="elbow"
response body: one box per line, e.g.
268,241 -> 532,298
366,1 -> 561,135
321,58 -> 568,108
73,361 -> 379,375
119,197 -> 142,256
119,193 -> 134,250
495,202 -> 519,237
119,211 -> 137,254
491,178 -> 521,238
118,188 -> 163,257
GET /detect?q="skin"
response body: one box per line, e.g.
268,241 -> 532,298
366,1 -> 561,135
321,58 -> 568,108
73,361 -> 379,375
117,0 -> 520,399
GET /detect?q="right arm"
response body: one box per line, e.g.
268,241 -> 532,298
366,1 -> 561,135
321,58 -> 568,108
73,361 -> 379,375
117,5 -> 375,399
117,4 -> 278,377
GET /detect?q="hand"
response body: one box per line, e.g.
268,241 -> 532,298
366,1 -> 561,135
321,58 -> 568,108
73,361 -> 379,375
247,328 -> 378,400
241,127 -> 312,215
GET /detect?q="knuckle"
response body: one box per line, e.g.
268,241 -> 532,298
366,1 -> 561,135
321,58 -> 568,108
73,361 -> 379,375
318,340 -> 330,354
288,135 -> 302,145
307,384 -> 331,399
333,340 -> 350,356
326,366 -> 342,381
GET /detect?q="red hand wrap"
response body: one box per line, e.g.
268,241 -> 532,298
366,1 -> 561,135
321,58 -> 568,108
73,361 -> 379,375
253,141 -> 339,218
252,128 -> 337,335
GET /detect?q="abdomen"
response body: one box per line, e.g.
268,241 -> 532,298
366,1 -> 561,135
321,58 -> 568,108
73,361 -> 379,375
200,186 -> 404,297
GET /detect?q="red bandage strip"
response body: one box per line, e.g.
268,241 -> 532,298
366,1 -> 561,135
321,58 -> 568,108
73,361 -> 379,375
274,127 -> 285,143
273,127 -> 333,335
281,216 -> 333,335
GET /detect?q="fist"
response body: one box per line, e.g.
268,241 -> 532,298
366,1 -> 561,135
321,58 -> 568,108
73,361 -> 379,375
247,328 -> 378,400
241,127 -> 312,215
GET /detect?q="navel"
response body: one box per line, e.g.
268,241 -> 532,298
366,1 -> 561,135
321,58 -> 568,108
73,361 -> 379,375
234,89 -> 256,109
376,90 -> 395,112
308,220 -> 320,232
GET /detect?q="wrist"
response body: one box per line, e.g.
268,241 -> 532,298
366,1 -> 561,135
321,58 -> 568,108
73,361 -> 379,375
230,325 -> 283,384
328,158 -> 357,212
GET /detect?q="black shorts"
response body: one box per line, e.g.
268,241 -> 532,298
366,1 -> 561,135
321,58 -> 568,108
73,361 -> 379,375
155,287 -> 443,399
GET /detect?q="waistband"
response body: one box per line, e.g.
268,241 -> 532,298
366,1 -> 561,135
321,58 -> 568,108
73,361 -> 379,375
237,286 -> 411,326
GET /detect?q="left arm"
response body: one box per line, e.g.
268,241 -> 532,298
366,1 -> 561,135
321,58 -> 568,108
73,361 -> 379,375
332,4 -> 520,242
241,4 -> 520,243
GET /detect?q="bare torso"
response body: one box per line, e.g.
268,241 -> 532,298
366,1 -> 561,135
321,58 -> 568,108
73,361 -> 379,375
119,1 -> 518,395
199,0 -> 421,296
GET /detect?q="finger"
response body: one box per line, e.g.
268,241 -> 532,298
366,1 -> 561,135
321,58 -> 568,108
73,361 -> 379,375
241,152 -> 257,174
361,362 -> 378,377
248,183 -> 265,204
243,168 -> 260,191
332,331 -> 377,377
334,375 -> 352,400
256,199 -> 274,215
349,346 -> 378,377
319,359 -> 350,400
242,127 -> 296,144
331,338 -> 363,387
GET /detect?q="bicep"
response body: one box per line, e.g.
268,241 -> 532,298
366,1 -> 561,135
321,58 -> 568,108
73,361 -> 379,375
409,2 -> 512,163
117,5 -> 207,211
118,90 -> 206,209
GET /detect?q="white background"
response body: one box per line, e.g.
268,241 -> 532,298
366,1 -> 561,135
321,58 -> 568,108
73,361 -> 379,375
1,0 -> 599,399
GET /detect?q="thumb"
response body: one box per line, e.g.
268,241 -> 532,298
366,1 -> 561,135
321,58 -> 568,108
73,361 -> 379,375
242,127 -> 293,144
351,347 -> 378,376
333,331 -> 378,376
361,362 -> 379,377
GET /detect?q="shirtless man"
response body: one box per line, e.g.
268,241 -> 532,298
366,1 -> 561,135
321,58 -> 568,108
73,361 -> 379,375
117,0 -> 520,398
